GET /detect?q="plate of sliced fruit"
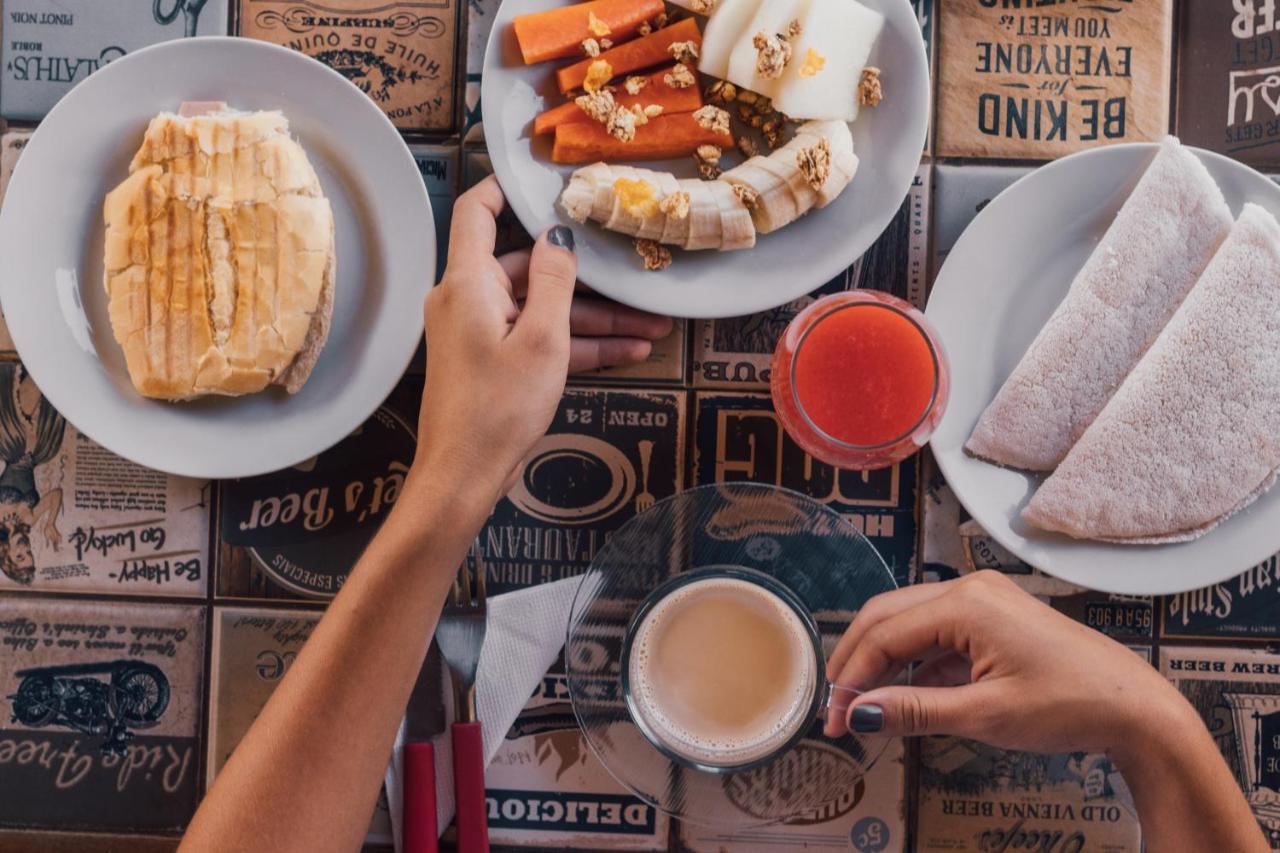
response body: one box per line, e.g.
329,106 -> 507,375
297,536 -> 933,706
481,0 -> 929,318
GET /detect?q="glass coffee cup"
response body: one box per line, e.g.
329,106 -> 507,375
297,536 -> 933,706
619,566 -> 860,774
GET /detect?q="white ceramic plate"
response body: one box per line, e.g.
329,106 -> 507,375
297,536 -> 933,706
0,37 -> 433,480
928,142 -> 1280,596
481,0 -> 929,319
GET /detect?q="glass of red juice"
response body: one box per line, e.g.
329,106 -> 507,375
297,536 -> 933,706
770,290 -> 950,470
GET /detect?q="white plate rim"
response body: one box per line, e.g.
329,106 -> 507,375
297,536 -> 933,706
0,36 -> 433,480
927,141 -> 1280,596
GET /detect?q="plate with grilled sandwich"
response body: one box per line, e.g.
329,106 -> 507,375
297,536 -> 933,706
481,0 -> 929,319
928,138 -> 1280,596
0,37 -> 433,479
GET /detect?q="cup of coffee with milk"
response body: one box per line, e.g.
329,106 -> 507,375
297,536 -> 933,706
619,567 -> 857,773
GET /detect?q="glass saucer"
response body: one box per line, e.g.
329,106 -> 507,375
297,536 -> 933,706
564,482 -> 898,828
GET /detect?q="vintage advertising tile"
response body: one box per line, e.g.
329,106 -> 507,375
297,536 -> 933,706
935,1 -> 1173,160
915,735 -> 1141,852
484,648 -> 670,849
0,129 -> 32,356
0,597 -> 205,831
0,0 -> 230,121
481,387 -> 685,595
216,378 -> 421,600
576,320 -> 688,386
237,0 -> 459,132
920,451 -> 1153,642
0,364 -> 210,598
1176,4 -> 1280,167
1162,646 -> 1280,843
930,163 -> 1034,286
693,391 -> 916,585
1161,555 -> 1280,641
410,143 -> 459,281
692,164 -> 930,390
207,606 -> 395,843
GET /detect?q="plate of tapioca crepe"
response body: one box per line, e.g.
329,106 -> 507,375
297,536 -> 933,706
0,38 -> 433,479
928,136 -> 1280,596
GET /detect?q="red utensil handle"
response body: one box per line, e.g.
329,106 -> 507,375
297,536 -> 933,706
452,721 -> 490,853
404,742 -> 439,853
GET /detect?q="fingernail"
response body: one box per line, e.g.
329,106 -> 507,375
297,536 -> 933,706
547,225 -> 575,252
849,704 -> 883,733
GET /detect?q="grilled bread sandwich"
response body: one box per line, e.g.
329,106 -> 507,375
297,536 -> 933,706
103,106 -> 335,400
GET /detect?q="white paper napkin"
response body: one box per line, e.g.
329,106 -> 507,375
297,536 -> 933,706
385,576 -> 584,852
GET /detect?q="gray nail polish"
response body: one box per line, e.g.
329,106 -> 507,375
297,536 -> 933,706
850,704 -> 884,733
548,225 -> 575,252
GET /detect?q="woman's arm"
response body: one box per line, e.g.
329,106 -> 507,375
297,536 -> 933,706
826,571 -> 1266,853
180,177 -> 671,853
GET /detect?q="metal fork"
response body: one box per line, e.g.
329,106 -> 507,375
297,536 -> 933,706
436,543 -> 490,852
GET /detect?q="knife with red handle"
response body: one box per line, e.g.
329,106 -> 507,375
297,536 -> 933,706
452,721 -> 489,852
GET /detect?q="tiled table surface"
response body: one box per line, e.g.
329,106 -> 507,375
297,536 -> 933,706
2,2 -> 1279,850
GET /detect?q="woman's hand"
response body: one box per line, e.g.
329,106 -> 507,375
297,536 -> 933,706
414,176 -> 672,504
825,570 -> 1186,755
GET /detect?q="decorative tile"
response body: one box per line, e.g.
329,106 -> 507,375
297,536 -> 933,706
0,0 -> 230,121
914,735 -> 1141,852
411,143 -> 460,282
575,320 -> 688,386
1161,556 -> 1280,641
0,365 -> 210,597
936,1 -> 1174,160
237,0 -> 460,132
207,606 -> 394,844
0,597 -> 205,831
484,649 -> 670,849
480,387 -> 685,595
1176,4 -> 1280,167
0,129 -> 32,356
1162,646 -> 1280,843
216,379 -> 421,600
693,391 -> 917,585
691,163 -> 930,390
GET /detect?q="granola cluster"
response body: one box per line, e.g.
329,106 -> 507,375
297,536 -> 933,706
858,66 -> 883,106
667,40 -> 700,66
796,136 -> 831,192
635,238 -> 673,271
605,107 -> 637,142
692,105 -> 731,136
731,183 -> 760,210
734,89 -> 788,149
664,63 -> 697,89
705,79 -> 737,105
694,144 -> 722,180
689,0 -> 716,12
575,89 -> 616,123
752,31 -> 792,79
658,190 -> 690,220
581,38 -> 601,57
623,75 -> 647,95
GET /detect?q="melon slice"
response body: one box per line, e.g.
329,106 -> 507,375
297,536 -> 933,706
699,0 -> 764,79
725,0 -> 813,99
772,0 -> 883,121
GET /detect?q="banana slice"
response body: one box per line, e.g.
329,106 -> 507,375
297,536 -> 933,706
560,170 -> 596,224
657,173 -> 692,246
721,158 -> 799,233
681,179 -> 723,250
753,153 -> 820,216
706,178 -> 757,250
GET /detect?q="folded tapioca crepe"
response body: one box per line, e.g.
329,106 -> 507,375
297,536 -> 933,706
1024,203 -> 1280,543
966,137 -> 1233,471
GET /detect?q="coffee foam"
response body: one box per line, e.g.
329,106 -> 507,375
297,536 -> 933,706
627,576 -> 818,767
